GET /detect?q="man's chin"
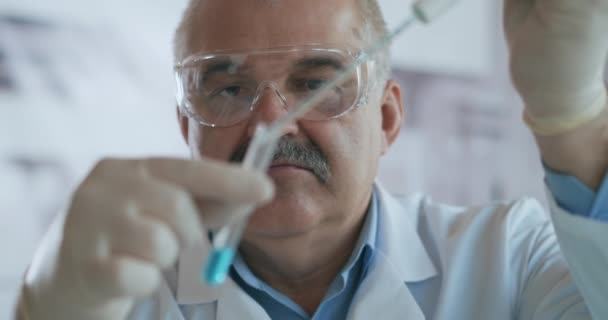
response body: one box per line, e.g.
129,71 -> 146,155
245,194 -> 325,238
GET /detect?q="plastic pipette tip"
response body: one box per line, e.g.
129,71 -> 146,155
203,248 -> 236,286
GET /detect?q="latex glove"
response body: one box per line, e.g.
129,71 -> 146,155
505,0 -> 608,135
20,158 -> 273,320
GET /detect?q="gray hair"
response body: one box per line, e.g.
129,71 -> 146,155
173,0 -> 391,88
356,0 -> 391,88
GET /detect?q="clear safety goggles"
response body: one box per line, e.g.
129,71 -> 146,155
174,45 -> 374,127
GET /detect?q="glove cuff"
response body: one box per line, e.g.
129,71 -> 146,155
524,90 -> 608,136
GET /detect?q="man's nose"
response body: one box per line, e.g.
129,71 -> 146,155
247,82 -> 299,137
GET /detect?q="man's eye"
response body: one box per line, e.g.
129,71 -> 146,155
307,80 -> 326,90
294,79 -> 326,91
218,86 -> 241,97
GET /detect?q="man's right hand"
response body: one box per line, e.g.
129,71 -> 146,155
19,158 -> 274,320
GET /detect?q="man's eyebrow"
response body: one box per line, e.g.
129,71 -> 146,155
292,57 -> 346,70
201,60 -> 250,76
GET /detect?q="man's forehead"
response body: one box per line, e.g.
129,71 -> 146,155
179,0 -> 367,57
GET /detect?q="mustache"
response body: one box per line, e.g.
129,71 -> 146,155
229,137 -> 331,183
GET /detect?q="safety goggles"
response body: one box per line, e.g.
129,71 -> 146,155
174,45 -> 373,127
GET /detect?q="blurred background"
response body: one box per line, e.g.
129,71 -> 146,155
2,0 -> 605,317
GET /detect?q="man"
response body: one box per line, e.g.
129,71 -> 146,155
16,0 -> 608,319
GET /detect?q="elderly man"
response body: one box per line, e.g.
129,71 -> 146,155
17,0 -> 608,319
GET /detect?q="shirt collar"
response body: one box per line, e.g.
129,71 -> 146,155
338,189 -> 378,277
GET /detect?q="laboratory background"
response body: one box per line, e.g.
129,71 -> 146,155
1,0 -> 607,318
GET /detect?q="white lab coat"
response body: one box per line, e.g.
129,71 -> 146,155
127,183 -> 608,319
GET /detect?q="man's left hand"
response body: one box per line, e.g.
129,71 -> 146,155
505,0 -> 608,135
504,0 -> 608,189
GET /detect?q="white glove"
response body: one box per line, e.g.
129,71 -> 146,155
21,158 -> 273,320
505,0 -> 608,135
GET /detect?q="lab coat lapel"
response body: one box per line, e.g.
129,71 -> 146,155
375,184 -> 437,282
345,184 -> 438,320
346,251 -> 426,320
158,278 -> 186,320
176,242 -> 270,319
215,285 -> 270,320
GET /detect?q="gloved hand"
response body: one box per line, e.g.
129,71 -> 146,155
20,158 -> 274,320
504,0 -> 608,135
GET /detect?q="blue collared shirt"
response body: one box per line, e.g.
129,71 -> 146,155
545,166 -> 608,221
229,191 -> 379,320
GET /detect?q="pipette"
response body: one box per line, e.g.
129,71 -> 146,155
203,0 -> 459,286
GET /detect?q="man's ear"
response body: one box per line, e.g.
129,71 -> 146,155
379,80 -> 404,155
177,106 -> 189,144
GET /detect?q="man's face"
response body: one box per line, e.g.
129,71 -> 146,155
178,0 -> 402,239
